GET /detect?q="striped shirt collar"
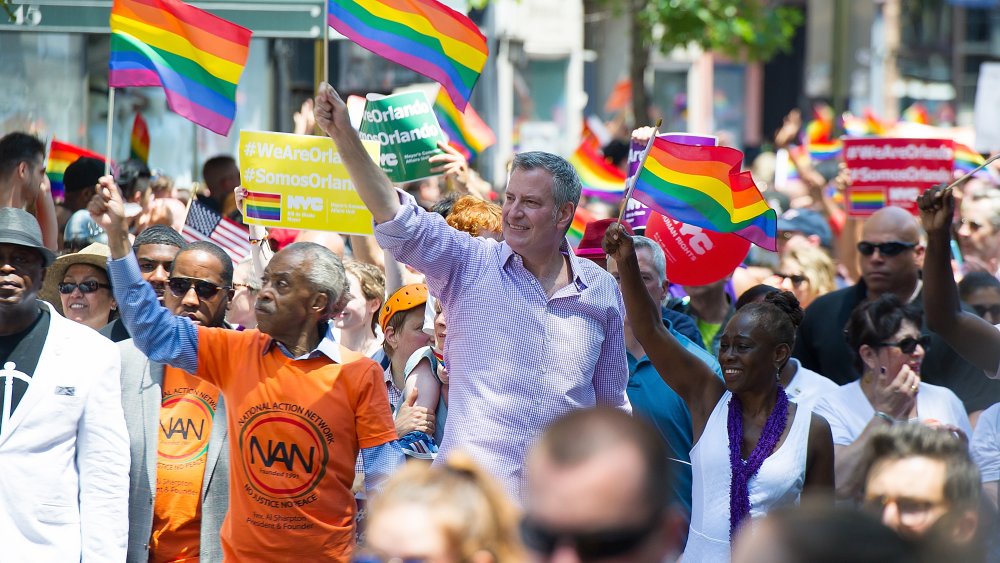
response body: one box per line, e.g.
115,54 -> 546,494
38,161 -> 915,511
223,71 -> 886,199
498,237 -> 589,293
267,321 -> 342,363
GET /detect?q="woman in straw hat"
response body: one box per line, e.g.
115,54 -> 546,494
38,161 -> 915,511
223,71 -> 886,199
40,242 -> 117,331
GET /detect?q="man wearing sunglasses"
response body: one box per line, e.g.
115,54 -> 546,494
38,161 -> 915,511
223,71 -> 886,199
795,206 -> 1000,417
117,239 -> 234,562
91,177 -> 401,562
0,207 -> 129,560
523,408 -> 684,562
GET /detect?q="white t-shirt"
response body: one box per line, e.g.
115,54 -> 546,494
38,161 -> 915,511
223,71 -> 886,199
814,380 -> 971,446
785,358 -> 839,410
972,403 -> 1000,483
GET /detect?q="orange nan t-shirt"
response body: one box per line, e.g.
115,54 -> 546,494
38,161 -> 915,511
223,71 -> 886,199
194,326 -> 397,563
150,367 -> 220,562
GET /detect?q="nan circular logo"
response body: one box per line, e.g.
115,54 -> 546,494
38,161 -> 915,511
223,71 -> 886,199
158,393 -> 215,464
239,409 -> 330,499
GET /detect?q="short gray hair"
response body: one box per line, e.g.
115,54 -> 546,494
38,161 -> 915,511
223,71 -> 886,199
510,151 -> 582,211
282,241 -> 348,319
632,235 -> 666,283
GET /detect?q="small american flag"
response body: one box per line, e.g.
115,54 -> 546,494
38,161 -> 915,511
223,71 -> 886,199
182,200 -> 252,263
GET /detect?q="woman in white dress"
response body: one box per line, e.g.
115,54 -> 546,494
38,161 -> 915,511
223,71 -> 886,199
604,225 -> 834,562
813,294 -> 971,499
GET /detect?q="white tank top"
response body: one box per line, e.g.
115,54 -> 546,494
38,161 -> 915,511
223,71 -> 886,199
683,390 -> 812,562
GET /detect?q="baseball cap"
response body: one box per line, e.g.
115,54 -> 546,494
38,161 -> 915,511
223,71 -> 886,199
0,207 -> 56,266
379,283 -> 428,332
777,208 -> 832,248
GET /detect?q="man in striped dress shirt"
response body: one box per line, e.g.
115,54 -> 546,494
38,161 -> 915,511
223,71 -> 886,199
316,83 -> 631,498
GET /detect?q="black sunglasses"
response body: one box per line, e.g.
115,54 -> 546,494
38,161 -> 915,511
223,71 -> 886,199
973,304 -> 1000,319
167,277 -> 229,299
520,514 -> 660,560
857,241 -> 918,257
878,335 -> 931,354
58,281 -> 111,294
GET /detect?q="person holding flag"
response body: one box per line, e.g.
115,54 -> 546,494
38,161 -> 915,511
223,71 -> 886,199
314,81 -> 630,498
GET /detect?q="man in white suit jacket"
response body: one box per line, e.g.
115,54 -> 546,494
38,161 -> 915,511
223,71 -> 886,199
0,207 -> 129,561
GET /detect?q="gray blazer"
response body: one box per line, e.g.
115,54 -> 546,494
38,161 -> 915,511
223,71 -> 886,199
119,338 -> 229,563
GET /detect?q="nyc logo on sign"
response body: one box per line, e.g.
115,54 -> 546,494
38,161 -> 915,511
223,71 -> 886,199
287,195 -> 323,212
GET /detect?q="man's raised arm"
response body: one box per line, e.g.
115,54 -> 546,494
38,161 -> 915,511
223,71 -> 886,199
918,185 -> 1000,376
314,82 -> 400,224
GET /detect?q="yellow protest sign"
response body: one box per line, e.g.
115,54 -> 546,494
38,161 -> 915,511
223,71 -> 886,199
238,130 -> 380,235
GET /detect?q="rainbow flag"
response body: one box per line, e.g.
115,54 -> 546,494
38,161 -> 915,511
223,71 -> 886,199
567,205 -> 595,249
47,139 -> 108,201
632,138 -> 777,251
807,140 -> 842,161
954,142 -> 999,182
327,0 -> 488,110
432,87 -> 495,160
569,142 -> 626,201
901,103 -> 930,125
244,191 -> 282,221
108,0 -> 253,136
130,112 -> 150,163
848,188 -> 885,214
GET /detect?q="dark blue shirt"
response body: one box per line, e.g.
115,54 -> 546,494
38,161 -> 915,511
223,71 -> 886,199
626,352 -> 694,515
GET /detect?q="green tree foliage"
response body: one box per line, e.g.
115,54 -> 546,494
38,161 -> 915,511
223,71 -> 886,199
610,0 -> 803,122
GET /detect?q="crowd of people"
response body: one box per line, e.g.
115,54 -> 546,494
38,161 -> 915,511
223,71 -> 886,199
1,83 -> 1000,563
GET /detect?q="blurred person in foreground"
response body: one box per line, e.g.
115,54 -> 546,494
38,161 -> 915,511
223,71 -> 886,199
359,452 -> 524,563
523,407 -> 685,563
857,424 -> 984,561
732,502 -> 918,563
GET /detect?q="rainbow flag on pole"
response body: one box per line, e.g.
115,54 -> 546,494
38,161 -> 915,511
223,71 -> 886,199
108,0 -> 253,136
327,0 -> 488,110
47,139 -> 108,201
566,205 -> 595,249
954,142 -> 1000,183
432,87 -> 495,160
244,191 -> 282,222
130,112 -> 150,163
632,138 -> 777,251
569,142 -> 626,201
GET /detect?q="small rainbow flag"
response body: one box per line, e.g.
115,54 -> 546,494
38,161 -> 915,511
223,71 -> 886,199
807,140 -> 843,161
47,139 -> 108,201
954,142 -> 999,182
130,112 -> 150,164
632,138 -> 777,251
432,87 -> 495,160
901,103 -> 930,125
848,188 -> 885,213
569,141 -> 626,201
327,0 -> 488,110
108,0 -> 253,136
567,205 -> 595,249
245,191 -> 282,221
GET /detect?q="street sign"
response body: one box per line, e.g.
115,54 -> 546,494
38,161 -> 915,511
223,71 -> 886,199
0,0 -> 324,38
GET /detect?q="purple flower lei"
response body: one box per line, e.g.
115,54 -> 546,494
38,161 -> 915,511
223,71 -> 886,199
727,385 -> 789,542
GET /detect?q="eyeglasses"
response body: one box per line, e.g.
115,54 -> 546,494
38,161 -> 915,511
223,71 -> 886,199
775,272 -> 808,287
972,304 -> 1000,319
167,277 -> 229,299
863,494 -> 947,527
857,241 -> 918,257
57,281 -> 111,294
520,513 -> 660,560
877,335 -> 931,354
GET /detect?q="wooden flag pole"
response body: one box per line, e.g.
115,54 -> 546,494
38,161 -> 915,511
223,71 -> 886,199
946,153 -> 1000,191
104,87 -> 116,176
616,118 -> 662,224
